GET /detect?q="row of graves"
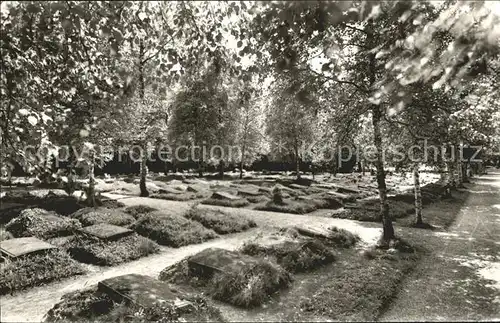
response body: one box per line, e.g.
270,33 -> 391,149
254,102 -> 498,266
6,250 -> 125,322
0,189 -> 257,296
43,223 -> 361,322
145,175 -> 382,215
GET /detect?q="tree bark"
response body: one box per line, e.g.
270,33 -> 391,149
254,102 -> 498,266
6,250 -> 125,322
456,157 -> 464,188
139,142 -> 149,197
413,163 -> 423,225
239,143 -> 246,180
294,145 -> 301,180
372,104 -> 395,242
87,152 -> 96,207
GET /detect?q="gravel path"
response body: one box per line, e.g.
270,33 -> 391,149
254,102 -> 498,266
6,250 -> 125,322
379,169 -> 500,321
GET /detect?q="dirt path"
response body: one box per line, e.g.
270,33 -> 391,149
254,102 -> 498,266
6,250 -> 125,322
1,194 -> 380,322
379,169 -> 500,321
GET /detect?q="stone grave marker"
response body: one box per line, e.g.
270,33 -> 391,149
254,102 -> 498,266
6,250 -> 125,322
79,223 -> 133,241
188,247 -> 259,278
98,274 -> 193,311
258,186 -> 272,194
0,237 -> 56,258
211,191 -> 240,200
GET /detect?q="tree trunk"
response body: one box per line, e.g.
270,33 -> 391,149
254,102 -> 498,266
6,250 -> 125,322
456,158 -> 463,188
139,142 -> 149,197
413,163 -> 423,225
87,154 -> 97,207
218,159 -> 224,179
372,105 -> 395,242
294,146 -> 301,180
239,143 -> 246,180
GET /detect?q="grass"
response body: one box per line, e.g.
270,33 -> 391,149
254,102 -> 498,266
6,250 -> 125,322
0,249 -> 86,295
64,233 -> 160,266
5,208 -> 82,239
159,257 -> 292,308
132,212 -> 218,247
336,199 -> 415,222
201,197 -> 250,208
240,240 -> 336,273
184,207 -> 257,234
396,190 -> 470,229
297,246 -> 421,321
123,205 -> 158,219
71,207 -> 135,226
255,199 -> 318,214
44,286 -> 225,322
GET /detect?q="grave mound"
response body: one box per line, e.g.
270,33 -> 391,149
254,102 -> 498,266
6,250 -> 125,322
6,208 -> 82,239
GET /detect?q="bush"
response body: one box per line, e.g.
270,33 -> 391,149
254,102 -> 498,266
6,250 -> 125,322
241,240 -> 335,273
71,208 -> 135,226
64,233 -> 160,266
6,208 -> 82,239
184,207 -> 256,234
210,260 -> 292,308
0,249 -> 85,295
124,205 -> 158,219
256,199 -> 318,214
132,212 -> 218,247
201,198 -> 250,208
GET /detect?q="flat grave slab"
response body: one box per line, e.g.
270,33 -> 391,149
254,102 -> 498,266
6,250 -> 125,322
294,224 -> 334,240
79,223 -> 133,241
344,203 -> 379,212
0,237 -> 56,258
258,187 -> 272,194
211,191 -> 240,200
98,274 -> 192,310
188,247 -> 259,278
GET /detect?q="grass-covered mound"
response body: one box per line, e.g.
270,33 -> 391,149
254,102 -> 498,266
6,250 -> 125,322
336,199 -> 414,222
210,260 -> 292,308
184,207 -> 257,234
5,208 -> 82,239
132,212 -> 218,247
255,198 -> 318,214
201,197 -> 250,208
64,233 -> 159,266
44,286 -> 225,322
150,192 -> 203,201
159,257 -> 292,308
246,195 -> 270,203
240,240 -> 335,273
123,205 -> 158,219
298,243 -> 420,321
71,207 -> 135,226
0,249 -> 85,295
